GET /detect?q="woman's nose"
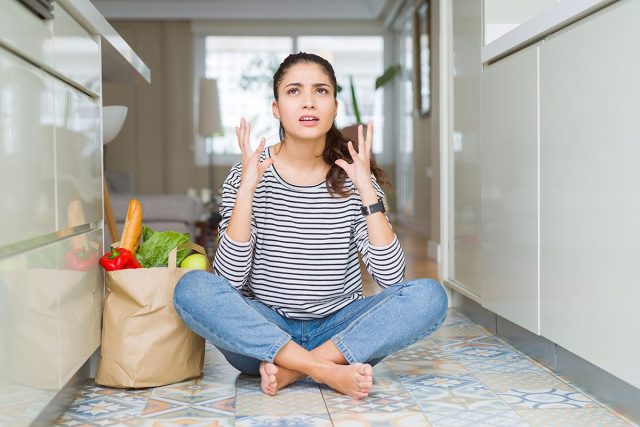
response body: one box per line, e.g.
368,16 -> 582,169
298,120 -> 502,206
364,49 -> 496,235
303,96 -> 315,108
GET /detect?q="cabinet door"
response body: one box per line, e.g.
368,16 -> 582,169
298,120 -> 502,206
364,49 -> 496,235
0,0 -> 53,71
54,82 -> 103,230
480,46 -> 539,334
540,0 -> 640,388
52,3 -> 101,96
451,0 -> 483,298
0,229 -> 103,422
0,47 -> 56,247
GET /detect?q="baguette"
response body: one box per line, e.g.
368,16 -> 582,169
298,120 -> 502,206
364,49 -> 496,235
120,199 -> 142,253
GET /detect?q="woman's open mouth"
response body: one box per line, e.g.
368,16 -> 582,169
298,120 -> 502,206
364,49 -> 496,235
299,115 -> 320,127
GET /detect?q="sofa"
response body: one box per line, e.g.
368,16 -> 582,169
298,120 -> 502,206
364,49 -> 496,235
104,170 -> 205,249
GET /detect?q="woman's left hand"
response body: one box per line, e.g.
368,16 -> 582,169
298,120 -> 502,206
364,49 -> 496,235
335,120 -> 375,194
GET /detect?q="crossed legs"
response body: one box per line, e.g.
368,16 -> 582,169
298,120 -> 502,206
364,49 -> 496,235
260,339 -> 373,399
174,272 -> 448,399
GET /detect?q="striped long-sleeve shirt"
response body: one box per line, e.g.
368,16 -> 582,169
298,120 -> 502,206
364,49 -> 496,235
213,146 -> 406,319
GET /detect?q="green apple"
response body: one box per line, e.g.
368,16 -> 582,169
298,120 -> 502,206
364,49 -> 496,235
180,254 -> 208,270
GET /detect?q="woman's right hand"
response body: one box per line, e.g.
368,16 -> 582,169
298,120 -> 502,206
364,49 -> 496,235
235,117 -> 273,193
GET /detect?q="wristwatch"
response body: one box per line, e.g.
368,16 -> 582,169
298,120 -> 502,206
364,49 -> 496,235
361,197 -> 385,216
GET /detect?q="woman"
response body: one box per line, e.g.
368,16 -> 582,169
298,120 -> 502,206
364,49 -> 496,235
174,52 -> 448,399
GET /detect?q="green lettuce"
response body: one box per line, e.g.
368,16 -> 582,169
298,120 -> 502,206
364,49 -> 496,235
136,225 -> 191,268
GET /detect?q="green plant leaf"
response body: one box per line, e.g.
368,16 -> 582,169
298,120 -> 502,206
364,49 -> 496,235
349,75 -> 362,125
135,229 -> 191,268
375,65 -> 401,90
142,225 -> 156,243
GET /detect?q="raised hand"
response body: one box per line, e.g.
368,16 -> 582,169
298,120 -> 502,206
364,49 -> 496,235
335,120 -> 374,194
236,117 -> 273,193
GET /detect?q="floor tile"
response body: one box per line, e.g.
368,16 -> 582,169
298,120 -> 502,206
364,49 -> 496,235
235,414 -> 332,426
63,396 -> 145,421
80,382 -> 153,403
386,344 -> 450,362
398,373 -> 511,411
138,416 -> 234,426
235,390 -> 328,416
425,410 -> 529,427
497,386 -> 599,409
141,396 -> 235,418
386,359 -> 469,377
56,412 -> 145,426
322,386 -> 420,414
461,353 -> 542,375
330,412 -> 431,426
431,324 -> 494,338
150,379 -> 235,404
475,370 -> 571,391
517,408 -> 635,426
54,305 -> 635,427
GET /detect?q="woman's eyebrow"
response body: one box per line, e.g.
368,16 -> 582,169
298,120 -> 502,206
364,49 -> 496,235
284,82 -> 330,88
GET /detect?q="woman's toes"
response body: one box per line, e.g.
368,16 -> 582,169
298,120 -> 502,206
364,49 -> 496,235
354,391 -> 368,400
355,363 -> 373,377
259,362 -> 279,395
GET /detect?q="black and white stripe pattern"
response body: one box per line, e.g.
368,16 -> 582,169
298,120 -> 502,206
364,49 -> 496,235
213,147 -> 406,319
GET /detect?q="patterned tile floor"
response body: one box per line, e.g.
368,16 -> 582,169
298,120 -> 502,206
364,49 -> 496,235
55,310 -> 637,427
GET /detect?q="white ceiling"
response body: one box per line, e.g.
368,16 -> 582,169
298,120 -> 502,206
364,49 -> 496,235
91,0 -> 393,21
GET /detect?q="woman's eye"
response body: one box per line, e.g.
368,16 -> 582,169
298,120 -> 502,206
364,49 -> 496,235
287,88 -> 299,94
317,87 -> 329,94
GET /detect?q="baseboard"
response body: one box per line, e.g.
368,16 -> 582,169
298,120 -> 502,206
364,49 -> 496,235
450,291 -> 496,335
452,290 -> 640,424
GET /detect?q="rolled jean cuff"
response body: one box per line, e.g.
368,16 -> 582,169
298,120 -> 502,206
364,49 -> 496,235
264,332 -> 292,363
331,336 -> 357,364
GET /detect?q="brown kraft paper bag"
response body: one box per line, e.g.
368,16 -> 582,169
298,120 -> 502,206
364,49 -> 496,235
95,242 -> 209,388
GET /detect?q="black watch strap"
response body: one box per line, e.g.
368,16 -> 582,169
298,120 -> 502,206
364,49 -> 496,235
361,197 -> 385,216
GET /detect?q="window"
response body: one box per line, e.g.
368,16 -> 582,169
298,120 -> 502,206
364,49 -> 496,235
197,34 -> 385,165
204,37 -> 293,156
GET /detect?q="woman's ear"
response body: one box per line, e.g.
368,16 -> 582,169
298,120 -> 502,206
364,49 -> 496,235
272,100 -> 280,120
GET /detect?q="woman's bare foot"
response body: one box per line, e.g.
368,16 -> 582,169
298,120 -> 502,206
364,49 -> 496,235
259,361 -> 278,396
319,363 -> 373,399
259,362 -> 305,395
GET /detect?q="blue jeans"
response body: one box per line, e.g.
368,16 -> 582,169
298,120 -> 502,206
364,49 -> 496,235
173,271 -> 448,376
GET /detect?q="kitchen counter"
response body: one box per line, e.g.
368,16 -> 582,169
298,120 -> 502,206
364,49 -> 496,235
481,0 -> 617,64
56,0 -> 150,83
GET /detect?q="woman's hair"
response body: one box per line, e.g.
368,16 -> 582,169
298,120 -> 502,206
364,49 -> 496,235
272,52 -> 389,198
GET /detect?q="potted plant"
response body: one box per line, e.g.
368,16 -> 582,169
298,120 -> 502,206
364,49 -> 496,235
338,64 -> 402,143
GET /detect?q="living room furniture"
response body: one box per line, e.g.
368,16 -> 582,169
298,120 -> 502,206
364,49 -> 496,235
104,170 -> 207,249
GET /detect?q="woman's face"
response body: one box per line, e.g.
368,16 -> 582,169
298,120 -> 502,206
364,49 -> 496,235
272,61 -> 338,142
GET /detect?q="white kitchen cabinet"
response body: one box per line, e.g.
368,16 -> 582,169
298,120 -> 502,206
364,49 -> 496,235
54,82 -> 103,229
0,229 -> 103,388
450,0 -> 483,299
52,5 -> 101,96
539,0 -> 640,389
0,47 -> 57,247
0,0 -> 149,424
0,0 -> 54,71
480,45 -> 539,334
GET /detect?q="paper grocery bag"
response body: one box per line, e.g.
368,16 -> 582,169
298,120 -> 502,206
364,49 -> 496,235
95,242 -> 209,388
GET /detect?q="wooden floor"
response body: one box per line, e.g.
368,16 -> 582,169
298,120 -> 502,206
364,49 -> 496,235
361,222 -> 439,296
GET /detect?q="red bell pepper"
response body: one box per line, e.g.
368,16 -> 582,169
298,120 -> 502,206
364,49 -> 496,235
99,247 -> 142,271
64,248 -> 99,271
